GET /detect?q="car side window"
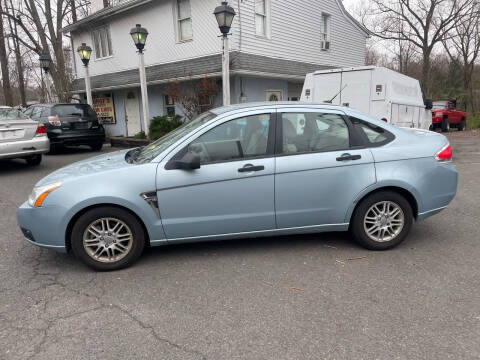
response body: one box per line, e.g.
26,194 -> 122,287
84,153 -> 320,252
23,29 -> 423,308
281,112 -> 350,154
30,107 -> 42,119
187,114 -> 271,164
349,117 -> 394,147
23,107 -> 33,117
41,107 -> 51,117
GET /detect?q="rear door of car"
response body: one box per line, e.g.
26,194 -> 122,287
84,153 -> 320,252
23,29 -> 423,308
0,108 -> 38,144
274,107 -> 376,228
52,104 -> 98,132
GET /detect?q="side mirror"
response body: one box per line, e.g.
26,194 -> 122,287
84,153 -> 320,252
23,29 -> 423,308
174,151 -> 200,170
424,98 -> 433,110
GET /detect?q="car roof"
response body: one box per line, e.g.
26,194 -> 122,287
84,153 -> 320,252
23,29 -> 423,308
210,102 -> 350,115
0,106 -> 12,109
30,103 -> 88,107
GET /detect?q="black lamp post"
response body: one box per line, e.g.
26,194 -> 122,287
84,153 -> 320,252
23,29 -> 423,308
39,54 -> 52,102
77,43 -> 93,105
214,2 -> 236,105
130,24 -> 150,135
130,24 -> 149,53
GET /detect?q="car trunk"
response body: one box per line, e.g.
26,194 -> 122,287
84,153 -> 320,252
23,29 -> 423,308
58,115 -> 96,132
0,118 -> 38,143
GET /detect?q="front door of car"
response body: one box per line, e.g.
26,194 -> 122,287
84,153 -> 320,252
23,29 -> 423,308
274,109 -> 376,228
156,110 -> 276,240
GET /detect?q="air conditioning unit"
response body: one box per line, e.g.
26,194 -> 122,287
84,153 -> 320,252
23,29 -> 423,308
321,41 -> 330,50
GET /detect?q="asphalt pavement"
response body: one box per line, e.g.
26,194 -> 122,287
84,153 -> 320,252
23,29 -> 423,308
0,137 -> 479,360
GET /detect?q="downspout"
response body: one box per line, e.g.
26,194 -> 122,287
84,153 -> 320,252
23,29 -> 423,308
237,0 -> 242,51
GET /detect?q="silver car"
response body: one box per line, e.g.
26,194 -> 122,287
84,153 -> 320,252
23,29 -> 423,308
0,106 -> 49,165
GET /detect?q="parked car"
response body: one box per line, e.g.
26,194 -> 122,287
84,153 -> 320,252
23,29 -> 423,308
430,100 -> 467,132
23,103 -> 105,151
0,106 -> 49,165
17,102 -> 458,271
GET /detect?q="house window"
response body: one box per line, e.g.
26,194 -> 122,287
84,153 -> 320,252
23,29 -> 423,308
165,95 -> 176,117
255,0 -> 268,37
177,0 -> 193,41
321,13 -> 331,50
92,26 -> 112,59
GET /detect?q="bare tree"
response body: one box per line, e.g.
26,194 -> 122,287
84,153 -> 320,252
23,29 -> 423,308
0,1 -> 12,105
366,0 -> 474,97
443,2 -> 480,111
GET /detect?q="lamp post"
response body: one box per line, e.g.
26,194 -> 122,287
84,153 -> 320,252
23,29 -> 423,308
77,43 -> 93,106
214,1 -> 235,106
130,24 -> 150,136
39,54 -> 52,102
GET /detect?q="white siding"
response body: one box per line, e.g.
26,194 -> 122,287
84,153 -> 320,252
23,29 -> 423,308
238,0 -> 366,67
72,0 -> 365,78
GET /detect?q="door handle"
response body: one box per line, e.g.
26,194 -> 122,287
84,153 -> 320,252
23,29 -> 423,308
238,164 -> 265,173
336,153 -> 362,162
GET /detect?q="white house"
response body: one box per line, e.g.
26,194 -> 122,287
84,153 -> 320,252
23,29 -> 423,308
63,0 -> 368,137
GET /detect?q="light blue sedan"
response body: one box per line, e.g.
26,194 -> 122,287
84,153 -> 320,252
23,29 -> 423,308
17,103 -> 458,270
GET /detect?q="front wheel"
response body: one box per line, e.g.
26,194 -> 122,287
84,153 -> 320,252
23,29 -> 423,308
351,191 -> 413,250
441,116 -> 450,132
458,119 -> 466,131
90,142 -> 103,151
71,207 -> 145,271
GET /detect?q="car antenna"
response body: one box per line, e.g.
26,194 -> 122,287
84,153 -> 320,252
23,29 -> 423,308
324,84 -> 348,104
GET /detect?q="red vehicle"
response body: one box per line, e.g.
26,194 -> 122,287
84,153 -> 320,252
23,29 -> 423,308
430,100 -> 467,132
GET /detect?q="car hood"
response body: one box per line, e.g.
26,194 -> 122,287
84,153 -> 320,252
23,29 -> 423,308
36,149 -> 134,187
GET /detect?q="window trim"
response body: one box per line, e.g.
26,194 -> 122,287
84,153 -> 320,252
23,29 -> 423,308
274,111 -> 363,157
254,0 -> 270,38
166,111 -> 277,169
175,0 -> 193,42
91,26 -> 113,60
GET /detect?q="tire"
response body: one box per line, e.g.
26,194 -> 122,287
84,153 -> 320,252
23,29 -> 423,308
25,154 -> 42,166
351,191 -> 413,250
458,118 -> 466,131
441,116 -> 450,132
71,207 -> 145,271
48,144 -> 63,154
90,142 -> 103,151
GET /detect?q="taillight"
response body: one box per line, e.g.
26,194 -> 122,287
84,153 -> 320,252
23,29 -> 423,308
435,143 -> 452,162
48,116 -> 61,126
35,124 -> 47,136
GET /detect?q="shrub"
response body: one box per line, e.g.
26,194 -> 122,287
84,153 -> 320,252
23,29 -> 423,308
133,131 -> 146,139
468,113 -> 480,129
149,115 -> 183,140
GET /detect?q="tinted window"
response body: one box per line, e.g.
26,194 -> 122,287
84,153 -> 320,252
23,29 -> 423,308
0,108 -> 28,121
281,112 -> 349,154
350,117 -> 394,146
188,114 -> 271,164
52,104 -> 96,117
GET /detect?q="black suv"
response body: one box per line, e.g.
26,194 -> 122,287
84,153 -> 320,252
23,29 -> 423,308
24,103 -> 105,151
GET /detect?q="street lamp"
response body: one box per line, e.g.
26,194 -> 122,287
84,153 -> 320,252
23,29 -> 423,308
39,54 -> 52,102
130,24 -> 150,135
77,43 -> 93,106
214,1 -> 235,106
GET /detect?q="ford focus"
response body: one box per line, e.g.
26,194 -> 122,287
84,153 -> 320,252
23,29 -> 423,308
17,103 -> 458,270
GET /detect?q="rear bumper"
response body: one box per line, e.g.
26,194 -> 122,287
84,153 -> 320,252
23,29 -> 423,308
17,201 -> 67,252
48,131 -> 105,146
0,136 -> 50,160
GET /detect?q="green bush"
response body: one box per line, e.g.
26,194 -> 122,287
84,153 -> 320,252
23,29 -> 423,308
133,131 -> 147,139
468,113 -> 480,129
149,115 -> 183,140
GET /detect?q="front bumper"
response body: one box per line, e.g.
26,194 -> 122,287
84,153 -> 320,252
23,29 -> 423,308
0,136 -> 50,160
17,201 -> 68,252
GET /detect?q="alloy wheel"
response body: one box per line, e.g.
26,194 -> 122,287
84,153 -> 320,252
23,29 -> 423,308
363,201 -> 405,242
83,217 -> 133,263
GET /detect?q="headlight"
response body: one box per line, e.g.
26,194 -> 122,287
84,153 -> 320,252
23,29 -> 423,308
28,182 -> 62,207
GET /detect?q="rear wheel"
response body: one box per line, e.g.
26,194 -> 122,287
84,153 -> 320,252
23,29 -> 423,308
25,154 -> 42,166
71,207 -> 145,271
351,191 -> 413,250
441,116 -> 450,132
90,142 -> 103,151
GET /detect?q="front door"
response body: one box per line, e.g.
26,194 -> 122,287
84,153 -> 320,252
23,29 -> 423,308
275,109 -> 376,228
156,110 -> 276,240
125,90 -> 141,136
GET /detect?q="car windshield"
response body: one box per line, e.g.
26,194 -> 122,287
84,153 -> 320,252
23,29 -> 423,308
0,108 -> 28,121
53,104 -> 96,117
432,102 -> 447,110
130,111 -> 217,163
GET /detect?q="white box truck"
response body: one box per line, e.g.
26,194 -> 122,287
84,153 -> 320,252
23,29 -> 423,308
301,66 -> 432,129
